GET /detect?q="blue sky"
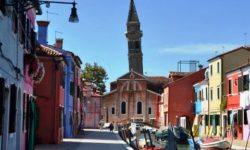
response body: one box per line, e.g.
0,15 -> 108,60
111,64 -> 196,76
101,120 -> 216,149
36,0 -> 250,92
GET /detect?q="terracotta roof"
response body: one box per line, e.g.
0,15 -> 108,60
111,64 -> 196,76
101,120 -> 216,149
147,76 -> 169,84
38,45 -> 63,56
146,76 -> 170,93
208,46 -> 250,62
165,68 -> 207,87
168,72 -> 191,77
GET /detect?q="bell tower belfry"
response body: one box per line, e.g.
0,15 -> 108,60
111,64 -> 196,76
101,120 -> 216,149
125,0 -> 143,75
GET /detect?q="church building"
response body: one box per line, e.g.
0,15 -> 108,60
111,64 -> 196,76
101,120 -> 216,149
101,0 -> 169,126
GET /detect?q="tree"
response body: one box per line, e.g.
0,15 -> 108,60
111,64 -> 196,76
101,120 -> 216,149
81,63 -> 108,94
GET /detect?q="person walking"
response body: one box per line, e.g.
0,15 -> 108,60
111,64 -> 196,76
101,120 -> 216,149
109,121 -> 114,132
99,120 -> 104,131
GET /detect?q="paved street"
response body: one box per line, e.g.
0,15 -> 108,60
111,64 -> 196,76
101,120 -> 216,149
35,129 -> 133,150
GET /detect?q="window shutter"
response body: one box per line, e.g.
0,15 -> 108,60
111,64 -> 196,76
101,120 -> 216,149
245,75 -> 249,90
238,109 -> 243,125
227,111 -> 231,125
238,76 -> 243,92
215,115 -> 220,126
205,115 -> 208,126
9,84 -> 17,133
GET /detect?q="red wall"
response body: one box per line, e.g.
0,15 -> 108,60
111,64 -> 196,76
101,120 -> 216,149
168,69 -> 206,125
226,72 -> 240,109
34,58 -> 64,144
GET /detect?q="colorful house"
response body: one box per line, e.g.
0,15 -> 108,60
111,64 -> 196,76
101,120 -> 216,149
193,69 -> 209,136
34,21 -> 66,144
82,82 -> 102,128
53,39 -> 82,137
163,68 -> 206,127
207,46 -> 250,137
226,62 -> 250,141
0,1 -> 41,149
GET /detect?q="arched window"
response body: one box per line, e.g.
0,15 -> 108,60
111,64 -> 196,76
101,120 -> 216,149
121,102 -> 126,114
148,107 -> 152,114
137,102 -> 142,114
111,107 -> 115,114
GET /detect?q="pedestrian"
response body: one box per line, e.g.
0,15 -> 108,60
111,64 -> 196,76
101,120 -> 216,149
109,121 -> 114,132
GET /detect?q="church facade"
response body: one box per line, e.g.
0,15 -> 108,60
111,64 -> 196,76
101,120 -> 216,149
101,0 -> 169,126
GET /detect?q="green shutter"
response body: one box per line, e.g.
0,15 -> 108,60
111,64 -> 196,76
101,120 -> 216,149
245,75 -> 249,90
217,115 -> 220,126
210,115 -> 213,125
238,76 -> 243,92
238,109 -> 243,125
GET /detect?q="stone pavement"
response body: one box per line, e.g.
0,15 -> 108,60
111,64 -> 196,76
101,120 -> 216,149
35,129 -> 133,150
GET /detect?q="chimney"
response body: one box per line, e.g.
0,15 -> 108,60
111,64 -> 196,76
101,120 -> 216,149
198,64 -> 203,70
37,21 -> 50,45
55,38 -> 63,49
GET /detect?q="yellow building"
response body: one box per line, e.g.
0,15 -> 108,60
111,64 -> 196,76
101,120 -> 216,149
208,46 -> 250,137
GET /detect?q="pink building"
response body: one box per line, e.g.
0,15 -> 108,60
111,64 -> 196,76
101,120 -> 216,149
82,82 -> 102,128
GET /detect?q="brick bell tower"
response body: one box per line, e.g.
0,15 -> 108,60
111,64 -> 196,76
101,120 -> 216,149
125,0 -> 143,75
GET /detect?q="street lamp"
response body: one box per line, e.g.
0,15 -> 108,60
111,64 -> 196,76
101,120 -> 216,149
5,0 -> 79,23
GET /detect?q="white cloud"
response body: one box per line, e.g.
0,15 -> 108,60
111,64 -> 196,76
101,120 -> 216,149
158,43 -> 241,55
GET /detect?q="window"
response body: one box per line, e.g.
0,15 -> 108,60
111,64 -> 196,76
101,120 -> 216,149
128,41 -> 134,49
239,75 -> 250,92
244,109 -> 248,125
217,87 -> 220,99
210,89 -> 213,100
111,107 -> 115,114
238,109 -> 243,125
121,102 -> 126,114
137,102 -> 142,114
71,62 -> 75,73
77,86 -> 80,98
217,62 -> 220,73
148,107 -> 151,114
9,84 -> 17,133
201,89 -> 204,100
198,90 -> 202,100
22,94 -> 26,131
229,79 -> 232,94
243,75 -> 249,91
0,0 -> 5,15
210,65 -> 213,76
0,78 -> 4,134
70,81 -> 74,96
238,76 -> 242,92
135,41 -> 140,49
